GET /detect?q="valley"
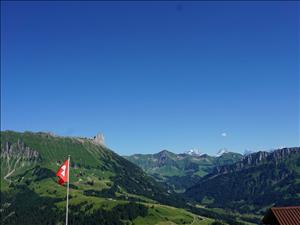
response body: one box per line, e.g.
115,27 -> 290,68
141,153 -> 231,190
1,130 -> 299,225
0,131 -> 216,225
125,150 -> 243,192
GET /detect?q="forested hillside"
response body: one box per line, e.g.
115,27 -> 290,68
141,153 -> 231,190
185,148 -> 300,214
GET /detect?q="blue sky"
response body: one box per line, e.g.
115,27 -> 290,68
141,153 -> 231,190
1,1 -> 299,155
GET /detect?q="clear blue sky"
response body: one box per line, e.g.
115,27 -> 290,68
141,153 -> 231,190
1,1 -> 299,155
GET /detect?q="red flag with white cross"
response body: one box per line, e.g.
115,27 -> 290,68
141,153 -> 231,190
56,159 -> 69,185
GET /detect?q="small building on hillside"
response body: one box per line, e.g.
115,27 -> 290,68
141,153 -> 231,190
262,206 -> 300,225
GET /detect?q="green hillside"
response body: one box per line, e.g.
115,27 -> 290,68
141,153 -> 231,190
125,150 -> 243,192
185,148 -> 300,214
2,130 -> 290,225
0,131 -> 216,225
1,131 -> 174,203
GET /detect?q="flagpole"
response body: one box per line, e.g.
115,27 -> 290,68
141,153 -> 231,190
66,155 -> 70,225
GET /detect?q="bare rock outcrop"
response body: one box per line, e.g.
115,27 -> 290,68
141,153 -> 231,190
213,147 -> 300,174
92,133 -> 105,146
1,139 -> 41,161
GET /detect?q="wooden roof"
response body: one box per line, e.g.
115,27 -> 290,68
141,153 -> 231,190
263,206 -> 300,225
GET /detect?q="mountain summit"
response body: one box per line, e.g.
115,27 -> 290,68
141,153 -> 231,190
184,148 -> 203,156
216,148 -> 229,156
92,132 -> 105,146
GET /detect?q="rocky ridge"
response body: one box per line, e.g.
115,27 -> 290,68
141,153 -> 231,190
213,147 -> 299,174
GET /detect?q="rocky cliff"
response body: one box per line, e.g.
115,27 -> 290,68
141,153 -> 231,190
1,139 -> 41,183
1,139 -> 41,161
92,133 -> 105,146
213,147 -> 299,174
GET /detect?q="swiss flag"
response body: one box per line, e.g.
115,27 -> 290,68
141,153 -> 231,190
56,159 -> 69,185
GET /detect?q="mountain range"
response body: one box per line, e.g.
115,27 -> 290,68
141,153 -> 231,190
125,150 -> 243,192
1,130 -> 299,225
125,146 -> 300,216
0,131 -> 212,225
185,147 -> 300,214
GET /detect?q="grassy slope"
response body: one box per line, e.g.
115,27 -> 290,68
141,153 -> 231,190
134,204 -> 215,225
1,131 -> 218,225
1,131 -> 166,198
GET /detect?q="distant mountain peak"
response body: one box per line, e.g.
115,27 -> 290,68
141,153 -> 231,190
185,148 -> 203,156
216,148 -> 229,157
159,149 -> 171,153
155,149 -> 174,157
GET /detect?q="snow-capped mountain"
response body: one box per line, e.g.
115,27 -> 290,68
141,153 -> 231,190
185,148 -> 203,156
244,149 -> 255,156
216,148 -> 229,157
